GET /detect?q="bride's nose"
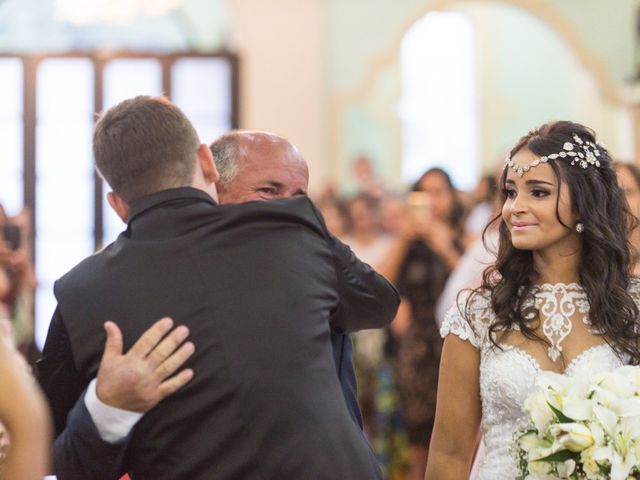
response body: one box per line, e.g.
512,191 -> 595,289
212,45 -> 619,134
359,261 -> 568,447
509,192 -> 528,215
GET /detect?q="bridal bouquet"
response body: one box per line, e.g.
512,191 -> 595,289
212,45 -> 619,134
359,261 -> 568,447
515,365 -> 640,480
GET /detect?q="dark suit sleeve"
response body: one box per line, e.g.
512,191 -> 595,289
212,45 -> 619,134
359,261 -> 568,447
300,197 -> 399,333
326,233 -> 400,333
53,393 -> 129,480
37,306 -> 86,437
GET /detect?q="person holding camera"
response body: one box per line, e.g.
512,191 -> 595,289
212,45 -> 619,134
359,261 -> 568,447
379,167 -> 465,480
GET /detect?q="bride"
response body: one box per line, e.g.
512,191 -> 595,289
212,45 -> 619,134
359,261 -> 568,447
425,121 -> 640,479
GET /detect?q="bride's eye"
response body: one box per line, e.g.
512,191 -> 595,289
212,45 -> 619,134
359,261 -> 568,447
502,188 -> 516,199
531,189 -> 550,198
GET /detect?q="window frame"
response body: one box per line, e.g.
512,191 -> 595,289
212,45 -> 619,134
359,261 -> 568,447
1,50 -> 239,254
0,51 -> 239,348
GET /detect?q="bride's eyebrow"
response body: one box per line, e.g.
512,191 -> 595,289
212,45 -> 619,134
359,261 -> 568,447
504,178 -> 554,186
524,179 -> 554,186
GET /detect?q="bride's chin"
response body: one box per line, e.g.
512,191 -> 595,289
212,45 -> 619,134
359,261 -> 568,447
510,240 -> 535,251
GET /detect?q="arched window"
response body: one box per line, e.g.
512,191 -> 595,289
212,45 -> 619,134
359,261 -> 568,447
399,11 -> 478,190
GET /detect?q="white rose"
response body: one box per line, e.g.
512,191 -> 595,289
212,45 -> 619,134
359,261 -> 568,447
528,458 -> 554,475
562,397 -> 594,421
580,446 -> 603,477
615,397 -> 640,418
587,421 -> 605,446
549,423 -> 594,452
524,391 -> 555,432
555,458 -> 576,478
593,404 -> 620,439
619,365 -> 640,390
597,370 -> 635,399
518,431 -> 547,453
535,371 -> 568,396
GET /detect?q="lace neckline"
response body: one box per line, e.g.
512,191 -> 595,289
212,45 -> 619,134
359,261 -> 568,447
531,281 -> 583,290
503,343 -> 611,376
520,283 -> 591,362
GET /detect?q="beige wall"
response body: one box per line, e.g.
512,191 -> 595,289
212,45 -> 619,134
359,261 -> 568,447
229,0 -> 328,194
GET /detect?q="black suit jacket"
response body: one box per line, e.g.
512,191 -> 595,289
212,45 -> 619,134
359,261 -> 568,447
39,188 -> 399,480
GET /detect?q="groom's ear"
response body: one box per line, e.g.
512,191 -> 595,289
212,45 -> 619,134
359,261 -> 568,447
197,143 -> 220,184
107,192 -> 130,223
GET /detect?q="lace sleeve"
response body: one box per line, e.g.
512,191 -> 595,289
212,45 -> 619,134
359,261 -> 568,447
440,290 -> 492,349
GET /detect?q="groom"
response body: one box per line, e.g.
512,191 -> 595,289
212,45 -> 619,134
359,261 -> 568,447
38,96 -> 398,479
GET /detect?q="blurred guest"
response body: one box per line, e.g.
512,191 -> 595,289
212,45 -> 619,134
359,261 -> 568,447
464,174 -> 498,239
379,167 -> 464,480
0,205 -> 36,350
436,170 -> 503,325
434,225 -> 499,328
342,194 -> 393,437
615,162 -> 640,274
316,184 -> 340,206
380,195 -> 409,236
317,198 -> 347,238
343,195 -> 392,266
353,154 -> 386,199
344,194 -> 411,479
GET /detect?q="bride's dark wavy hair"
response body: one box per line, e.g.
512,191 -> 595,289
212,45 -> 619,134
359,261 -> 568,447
469,121 -> 640,364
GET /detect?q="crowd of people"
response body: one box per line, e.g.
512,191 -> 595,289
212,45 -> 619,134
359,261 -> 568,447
1,97 -> 640,480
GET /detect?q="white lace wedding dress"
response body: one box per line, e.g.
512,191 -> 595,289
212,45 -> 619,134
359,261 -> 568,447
440,280 -> 640,479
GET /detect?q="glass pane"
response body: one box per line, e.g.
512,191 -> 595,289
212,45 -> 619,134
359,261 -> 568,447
35,236 -> 94,285
37,124 -> 94,175
0,58 -> 23,117
103,58 -> 163,109
36,170 -> 93,230
171,58 -> 233,141
0,59 -> 23,214
185,118 -> 230,146
37,59 -> 94,118
36,58 -> 95,348
0,124 -> 23,215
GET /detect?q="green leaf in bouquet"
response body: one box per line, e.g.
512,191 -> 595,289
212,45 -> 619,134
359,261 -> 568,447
534,449 -> 578,463
547,402 -> 575,423
517,428 -> 538,439
597,462 -> 610,475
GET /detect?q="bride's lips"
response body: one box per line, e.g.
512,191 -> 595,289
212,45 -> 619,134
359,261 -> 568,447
511,222 -> 536,231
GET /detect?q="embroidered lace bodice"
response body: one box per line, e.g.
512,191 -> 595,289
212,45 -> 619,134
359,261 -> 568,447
440,279 -> 640,479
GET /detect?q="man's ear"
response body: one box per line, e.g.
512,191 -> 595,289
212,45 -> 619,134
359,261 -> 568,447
107,192 -> 130,223
197,144 -> 220,184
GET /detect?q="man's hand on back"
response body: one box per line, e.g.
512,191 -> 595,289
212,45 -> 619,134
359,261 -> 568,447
96,317 -> 195,413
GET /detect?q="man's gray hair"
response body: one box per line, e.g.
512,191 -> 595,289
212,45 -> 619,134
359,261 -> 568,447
210,130 -> 298,191
210,133 -> 240,191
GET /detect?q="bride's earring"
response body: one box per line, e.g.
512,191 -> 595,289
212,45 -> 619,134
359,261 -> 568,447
575,222 -> 584,233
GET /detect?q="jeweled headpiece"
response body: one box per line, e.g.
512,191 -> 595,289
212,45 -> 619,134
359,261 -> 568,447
505,134 -> 602,177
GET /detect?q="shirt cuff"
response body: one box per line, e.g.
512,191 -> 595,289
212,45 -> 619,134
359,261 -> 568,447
84,378 -> 144,443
